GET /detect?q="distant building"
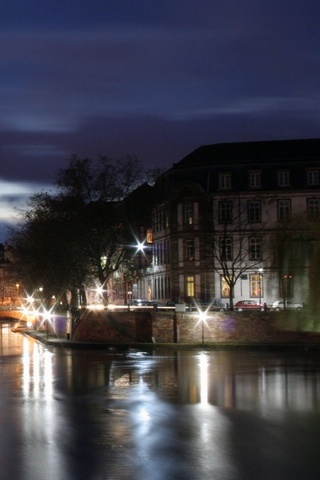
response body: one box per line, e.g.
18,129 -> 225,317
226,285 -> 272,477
0,243 -> 21,306
136,139 -> 320,308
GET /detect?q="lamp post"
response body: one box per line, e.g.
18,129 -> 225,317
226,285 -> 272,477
199,311 -> 206,345
134,240 -> 146,300
258,268 -> 263,310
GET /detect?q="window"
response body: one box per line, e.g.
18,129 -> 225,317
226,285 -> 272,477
183,204 -> 193,225
250,273 -> 263,298
221,277 -> 230,298
307,170 -> 319,186
219,173 -> 231,190
186,276 -> 195,298
185,240 -> 194,261
248,200 -> 261,223
220,236 -> 232,261
308,198 -> 320,219
278,170 -> 290,187
280,274 -> 293,298
153,207 -> 165,232
249,237 -> 262,260
249,171 -> 261,188
218,200 -> 233,224
277,199 -> 291,222
146,229 -> 153,244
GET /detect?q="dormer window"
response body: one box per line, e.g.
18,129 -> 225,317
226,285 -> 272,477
307,169 -> 319,186
249,171 -> 261,188
278,170 -> 290,187
219,172 -> 231,190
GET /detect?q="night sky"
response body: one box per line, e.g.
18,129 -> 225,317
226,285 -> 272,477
0,0 -> 319,241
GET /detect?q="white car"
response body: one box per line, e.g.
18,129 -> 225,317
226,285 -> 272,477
271,300 -> 303,311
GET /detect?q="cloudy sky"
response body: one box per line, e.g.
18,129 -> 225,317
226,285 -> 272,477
0,0 -> 319,241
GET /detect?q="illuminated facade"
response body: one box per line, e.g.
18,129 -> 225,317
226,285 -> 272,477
140,139 -> 320,307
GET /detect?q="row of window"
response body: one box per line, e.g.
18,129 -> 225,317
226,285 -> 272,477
185,274 -> 293,300
152,235 -> 263,266
219,169 -> 319,190
153,195 -> 320,234
218,198 -> 320,223
179,198 -> 320,228
219,236 -> 262,261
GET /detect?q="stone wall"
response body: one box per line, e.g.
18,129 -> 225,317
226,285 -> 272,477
70,308 -> 320,344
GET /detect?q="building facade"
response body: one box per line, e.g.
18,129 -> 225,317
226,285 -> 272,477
139,139 -> 320,308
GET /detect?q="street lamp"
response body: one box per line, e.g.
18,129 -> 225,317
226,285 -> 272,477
15,283 -> 20,306
258,268 -> 263,310
199,311 -> 207,345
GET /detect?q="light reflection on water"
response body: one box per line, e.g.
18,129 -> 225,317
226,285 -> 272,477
1,325 -> 320,479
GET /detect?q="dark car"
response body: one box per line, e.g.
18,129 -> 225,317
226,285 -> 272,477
235,300 -> 262,311
209,299 -> 228,311
199,299 -> 228,311
131,299 -> 153,306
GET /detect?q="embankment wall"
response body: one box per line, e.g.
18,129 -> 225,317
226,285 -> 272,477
70,309 -> 320,344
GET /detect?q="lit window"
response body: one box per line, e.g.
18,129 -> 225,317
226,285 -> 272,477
250,273 -> 263,298
249,237 -> 262,260
248,200 -> 261,223
308,198 -> 320,219
146,229 -> 153,243
221,277 -> 230,298
186,276 -> 194,297
219,173 -> 231,190
307,170 -> 319,186
278,170 -> 290,187
277,199 -> 291,221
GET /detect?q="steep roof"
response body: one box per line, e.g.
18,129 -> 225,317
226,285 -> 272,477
173,138 -> 320,169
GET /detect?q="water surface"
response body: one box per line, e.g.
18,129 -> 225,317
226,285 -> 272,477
1,324 -> 320,479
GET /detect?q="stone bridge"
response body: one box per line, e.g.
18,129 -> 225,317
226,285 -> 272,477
0,308 -> 28,322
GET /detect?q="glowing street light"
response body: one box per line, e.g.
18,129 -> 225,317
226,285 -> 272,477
258,268 -> 263,310
198,311 -> 207,345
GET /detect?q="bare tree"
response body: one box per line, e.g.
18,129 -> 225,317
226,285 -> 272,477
206,196 -> 267,310
10,155 -> 152,310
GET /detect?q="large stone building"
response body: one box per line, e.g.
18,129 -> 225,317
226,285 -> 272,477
137,138 -> 320,308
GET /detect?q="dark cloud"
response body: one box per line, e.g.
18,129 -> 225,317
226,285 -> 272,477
0,0 -> 319,241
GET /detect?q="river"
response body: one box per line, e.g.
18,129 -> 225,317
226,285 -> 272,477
1,323 -> 320,479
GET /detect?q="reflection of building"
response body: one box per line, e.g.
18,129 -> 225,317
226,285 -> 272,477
137,139 -> 320,306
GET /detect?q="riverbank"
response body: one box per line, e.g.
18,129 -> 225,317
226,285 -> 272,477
25,328 -> 320,352
19,307 -> 320,351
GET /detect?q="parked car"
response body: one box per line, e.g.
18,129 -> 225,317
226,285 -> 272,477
166,300 -> 188,307
131,299 -> 162,307
131,299 -> 153,306
234,300 -> 262,311
271,300 -> 303,311
199,298 -> 228,311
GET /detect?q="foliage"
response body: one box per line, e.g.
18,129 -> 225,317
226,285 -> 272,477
9,155 -> 153,308
269,213 -> 320,310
